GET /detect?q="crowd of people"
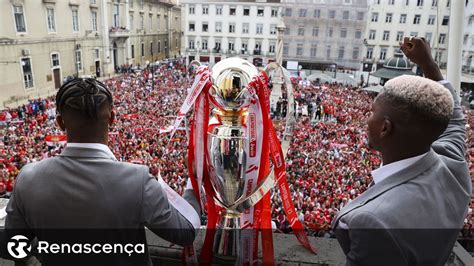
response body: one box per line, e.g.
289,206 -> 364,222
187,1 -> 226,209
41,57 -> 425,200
0,63 -> 472,239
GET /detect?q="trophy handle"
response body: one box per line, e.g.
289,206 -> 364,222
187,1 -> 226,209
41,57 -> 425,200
226,168 -> 275,213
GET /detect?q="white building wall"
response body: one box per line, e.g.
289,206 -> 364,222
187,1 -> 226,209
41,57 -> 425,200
463,0 -> 474,72
363,0 -> 450,71
181,0 -> 283,66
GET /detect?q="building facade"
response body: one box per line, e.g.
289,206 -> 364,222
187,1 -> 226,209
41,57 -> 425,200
0,0 -> 181,107
463,0 -> 474,73
181,0 -> 283,67
281,0 -> 368,71
363,0 -> 451,72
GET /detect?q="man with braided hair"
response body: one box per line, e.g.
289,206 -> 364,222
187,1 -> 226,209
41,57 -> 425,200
0,78 -> 200,265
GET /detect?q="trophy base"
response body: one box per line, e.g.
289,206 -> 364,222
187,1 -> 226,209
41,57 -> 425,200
213,210 -> 243,261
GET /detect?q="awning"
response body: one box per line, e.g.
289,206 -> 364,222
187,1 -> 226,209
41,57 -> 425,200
371,67 -> 416,79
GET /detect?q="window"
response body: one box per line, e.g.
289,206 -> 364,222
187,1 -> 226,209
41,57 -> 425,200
229,23 -> 235,33
46,8 -> 56,32
228,41 -> 234,52
357,11 -> 364,20
355,29 -> 362,39
386,13 -> 392,23
285,27 -> 290,35
241,42 -> 248,54
380,48 -> 387,60
299,9 -> 307,17
149,15 -> 152,30
202,39 -> 208,50
298,26 -> 305,36
92,11 -> 98,31
400,14 -> 407,23
243,23 -> 249,34
312,27 -> 319,37
129,15 -> 134,30
215,22 -> 222,33
343,11 -> 349,20
285,8 -> 292,17
129,0 -> 132,8
464,34 -> 469,45
244,8 -> 250,16
369,30 -> 376,40
283,43 -> 289,55
150,42 -> 153,55
189,5 -> 195,14
254,43 -> 262,54
75,50 -> 83,72
410,31 -> 418,37
269,43 -> 276,53
91,0 -> 96,4
257,8 -> 264,17
94,48 -> 99,60
157,41 -> 161,53
314,9 -> 321,18
189,40 -> 195,49
371,12 -> 379,22
469,15 -> 474,25
352,47 -> 359,60
389,0 -> 395,4
189,23 -> 195,32
338,47 -> 344,59
340,28 -> 347,38
141,43 -> 144,56
366,47 -> 373,59
21,58 -> 33,88
256,24 -> 263,34
72,9 -> 79,32
271,8 -> 278,17
405,0 -> 410,5
383,31 -> 390,41
214,41 -> 221,52
140,15 -> 144,30
413,15 -> 421,24
131,44 -> 135,58
51,53 -> 60,67
216,6 -> 222,15
329,10 -> 335,19
396,31 -> 404,41
425,32 -> 432,44
270,24 -> 277,35
230,7 -> 236,16
446,0 -> 450,7
157,15 -> 160,31
113,4 -> 120,27
326,45 -> 331,59
435,51 -> 442,62
428,15 -> 435,25
140,0 -> 144,9
328,28 -> 333,37
297,44 -> 303,56
432,0 -> 438,6
417,0 -> 423,6
202,23 -> 208,32
13,5 -> 26,32
438,33 -> 446,44
310,45 -> 317,57
202,6 -> 208,15
442,16 -> 449,26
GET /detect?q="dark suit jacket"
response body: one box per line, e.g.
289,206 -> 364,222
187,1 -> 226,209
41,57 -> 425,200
0,145 -> 200,266
332,82 -> 471,265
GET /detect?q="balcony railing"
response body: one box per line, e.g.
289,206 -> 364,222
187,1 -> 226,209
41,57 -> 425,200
109,27 -> 130,37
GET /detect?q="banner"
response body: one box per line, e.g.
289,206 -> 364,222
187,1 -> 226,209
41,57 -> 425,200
45,135 -> 67,146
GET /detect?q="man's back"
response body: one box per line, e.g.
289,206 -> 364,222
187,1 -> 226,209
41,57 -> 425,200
4,145 -> 198,265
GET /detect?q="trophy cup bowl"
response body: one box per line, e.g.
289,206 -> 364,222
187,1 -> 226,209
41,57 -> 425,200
205,58 -> 275,260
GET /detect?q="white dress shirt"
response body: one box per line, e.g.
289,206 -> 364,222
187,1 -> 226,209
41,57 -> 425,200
66,143 -> 117,160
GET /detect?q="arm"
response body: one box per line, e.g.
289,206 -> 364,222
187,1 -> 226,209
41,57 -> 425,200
0,166 -> 35,260
401,37 -> 466,160
140,174 -> 199,247
342,211 -> 408,266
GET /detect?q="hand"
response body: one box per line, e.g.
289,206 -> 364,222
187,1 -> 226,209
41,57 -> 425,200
399,37 -> 434,68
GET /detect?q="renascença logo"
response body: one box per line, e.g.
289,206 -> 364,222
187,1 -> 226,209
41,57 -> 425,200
7,235 -> 32,259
